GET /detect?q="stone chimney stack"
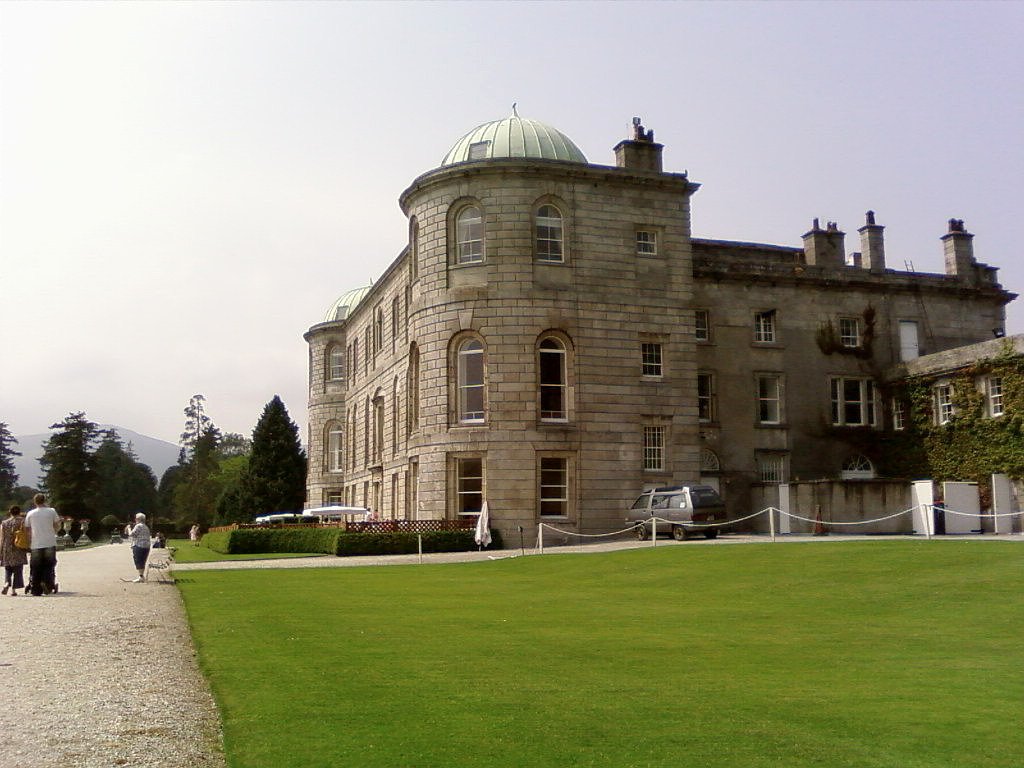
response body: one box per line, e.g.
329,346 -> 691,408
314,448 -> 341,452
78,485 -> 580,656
802,219 -> 846,268
942,218 -> 976,281
857,210 -> 886,274
614,117 -> 664,172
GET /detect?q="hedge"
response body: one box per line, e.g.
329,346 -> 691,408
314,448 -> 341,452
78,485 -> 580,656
334,528 -> 503,556
201,527 -> 341,555
202,527 -> 502,557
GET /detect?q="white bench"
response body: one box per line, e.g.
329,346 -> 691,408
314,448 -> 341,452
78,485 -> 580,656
144,547 -> 175,582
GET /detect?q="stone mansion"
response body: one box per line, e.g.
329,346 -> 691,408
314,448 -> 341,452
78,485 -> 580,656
303,113 -> 1014,540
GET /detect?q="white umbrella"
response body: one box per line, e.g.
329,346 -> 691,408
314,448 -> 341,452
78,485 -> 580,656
474,501 -> 492,549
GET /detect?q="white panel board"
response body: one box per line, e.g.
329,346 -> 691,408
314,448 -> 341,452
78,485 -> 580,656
911,480 -> 935,536
942,482 -> 981,534
991,473 -> 1016,534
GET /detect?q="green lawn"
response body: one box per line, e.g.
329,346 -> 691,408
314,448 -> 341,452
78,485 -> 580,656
167,538 -> 326,564
178,541 -> 1024,768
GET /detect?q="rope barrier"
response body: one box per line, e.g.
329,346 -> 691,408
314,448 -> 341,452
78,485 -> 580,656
539,522 -> 642,539
532,502 -> 1021,552
939,506 -> 1024,519
779,506 -> 917,526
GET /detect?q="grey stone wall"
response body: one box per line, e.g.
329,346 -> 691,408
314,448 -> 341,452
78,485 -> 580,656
305,148 -> 1013,543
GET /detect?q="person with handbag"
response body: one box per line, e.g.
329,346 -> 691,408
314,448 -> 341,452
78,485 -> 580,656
0,505 -> 29,596
24,493 -> 62,596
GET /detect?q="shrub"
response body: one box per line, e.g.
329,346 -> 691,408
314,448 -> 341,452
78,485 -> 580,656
202,527 -> 340,555
201,530 -> 234,554
201,526 -> 502,556
334,528 -> 502,556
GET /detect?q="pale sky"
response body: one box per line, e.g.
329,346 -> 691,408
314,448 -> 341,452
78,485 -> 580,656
2,1 -> 1022,447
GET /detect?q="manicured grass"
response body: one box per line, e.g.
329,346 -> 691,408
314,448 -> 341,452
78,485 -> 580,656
167,538 -> 326,564
178,541 -> 1024,768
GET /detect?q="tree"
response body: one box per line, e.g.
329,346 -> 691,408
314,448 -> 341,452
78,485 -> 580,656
219,432 -> 252,458
158,464 -> 186,517
173,420 -> 223,527
88,430 -> 158,523
0,422 -> 21,503
38,412 -> 100,520
214,454 -> 251,524
242,396 -> 307,516
180,394 -> 214,462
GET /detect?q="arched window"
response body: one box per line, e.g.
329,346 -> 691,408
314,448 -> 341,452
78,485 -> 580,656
407,344 -> 420,433
456,205 -> 484,264
327,345 -> 345,382
700,448 -> 721,473
535,204 -> 564,263
392,377 -> 399,454
457,339 -> 485,423
409,216 -> 419,281
363,398 -> 370,466
349,407 -> 358,470
539,337 -> 567,421
373,393 -> 384,462
327,423 -> 344,472
840,454 -> 875,480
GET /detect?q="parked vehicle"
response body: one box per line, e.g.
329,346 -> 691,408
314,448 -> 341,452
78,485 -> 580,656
302,506 -> 370,523
253,513 -> 308,526
626,485 -> 726,541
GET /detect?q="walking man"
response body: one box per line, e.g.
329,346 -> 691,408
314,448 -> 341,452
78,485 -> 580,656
24,493 -> 62,596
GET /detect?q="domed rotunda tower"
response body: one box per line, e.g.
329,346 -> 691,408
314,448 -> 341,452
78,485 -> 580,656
305,112 -> 700,536
306,110 -> 1015,541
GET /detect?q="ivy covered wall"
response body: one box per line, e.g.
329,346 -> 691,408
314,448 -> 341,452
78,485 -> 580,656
879,341 -> 1024,506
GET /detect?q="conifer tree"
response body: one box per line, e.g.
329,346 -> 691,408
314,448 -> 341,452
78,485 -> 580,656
242,396 -> 307,515
0,422 -> 20,502
88,430 -> 159,520
38,412 -> 100,519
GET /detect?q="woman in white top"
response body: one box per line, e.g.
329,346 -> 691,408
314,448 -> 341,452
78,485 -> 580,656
127,513 -> 152,583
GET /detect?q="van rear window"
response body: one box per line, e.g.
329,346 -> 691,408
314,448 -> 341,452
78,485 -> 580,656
690,488 -> 722,506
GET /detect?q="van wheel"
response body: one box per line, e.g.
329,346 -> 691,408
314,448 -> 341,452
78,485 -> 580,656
672,525 -> 688,541
635,524 -> 648,541
704,528 -> 719,540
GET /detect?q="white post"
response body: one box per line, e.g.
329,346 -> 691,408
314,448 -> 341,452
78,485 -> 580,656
652,517 -> 657,547
778,484 -> 792,535
417,534 -> 423,563
538,523 -> 544,554
768,507 -> 776,542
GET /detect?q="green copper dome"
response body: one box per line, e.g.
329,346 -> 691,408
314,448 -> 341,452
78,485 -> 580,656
324,284 -> 372,323
441,112 -> 587,166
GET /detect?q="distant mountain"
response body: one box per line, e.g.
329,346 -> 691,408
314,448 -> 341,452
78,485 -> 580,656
12,426 -> 180,489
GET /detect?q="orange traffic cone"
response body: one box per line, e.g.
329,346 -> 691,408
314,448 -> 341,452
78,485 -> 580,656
813,506 -> 828,536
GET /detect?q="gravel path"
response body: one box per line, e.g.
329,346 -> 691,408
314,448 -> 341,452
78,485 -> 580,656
0,543 -> 225,768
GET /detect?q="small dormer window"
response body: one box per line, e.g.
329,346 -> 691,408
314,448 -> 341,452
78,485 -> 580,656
468,141 -> 490,160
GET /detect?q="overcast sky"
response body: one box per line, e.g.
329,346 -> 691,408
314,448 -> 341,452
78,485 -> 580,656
2,1 -> 1022,447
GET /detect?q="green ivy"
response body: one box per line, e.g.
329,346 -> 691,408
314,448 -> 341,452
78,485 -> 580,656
815,306 -> 876,359
879,340 -> 1024,505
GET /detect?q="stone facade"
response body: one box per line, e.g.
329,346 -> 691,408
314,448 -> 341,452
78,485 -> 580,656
304,115 -> 1015,542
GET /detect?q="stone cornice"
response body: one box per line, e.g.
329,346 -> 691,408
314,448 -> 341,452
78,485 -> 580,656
399,159 -> 696,213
